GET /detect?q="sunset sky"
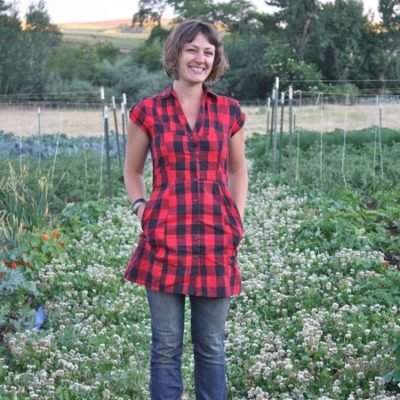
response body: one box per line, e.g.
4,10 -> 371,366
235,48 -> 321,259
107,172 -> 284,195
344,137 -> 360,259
15,0 -> 380,24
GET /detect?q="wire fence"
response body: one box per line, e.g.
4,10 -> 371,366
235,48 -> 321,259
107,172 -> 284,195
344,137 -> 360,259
1,85 -> 399,195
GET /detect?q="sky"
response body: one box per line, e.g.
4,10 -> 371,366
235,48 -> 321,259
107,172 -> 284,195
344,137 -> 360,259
13,0 -> 380,24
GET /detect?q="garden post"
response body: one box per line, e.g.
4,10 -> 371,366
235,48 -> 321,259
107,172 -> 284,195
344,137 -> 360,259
122,93 -> 128,157
319,93 -> 323,187
37,106 -> 41,172
378,96 -> 384,178
269,89 -> 275,150
112,96 -> 123,175
104,105 -> 113,200
266,97 -> 271,157
121,101 -> 127,160
99,87 -> 106,199
342,94 -> 349,186
288,86 -> 294,187
278,91 -> 285,173
272,77 -> 279,173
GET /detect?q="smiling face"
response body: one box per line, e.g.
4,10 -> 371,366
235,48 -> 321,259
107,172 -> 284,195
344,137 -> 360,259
176,32 -> 216,85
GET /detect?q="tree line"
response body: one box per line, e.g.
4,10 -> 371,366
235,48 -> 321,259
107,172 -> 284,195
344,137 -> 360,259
0,0 -> 399,102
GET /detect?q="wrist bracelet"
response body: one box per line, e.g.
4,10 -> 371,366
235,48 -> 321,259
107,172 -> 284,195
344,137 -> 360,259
132,198 -> 148,215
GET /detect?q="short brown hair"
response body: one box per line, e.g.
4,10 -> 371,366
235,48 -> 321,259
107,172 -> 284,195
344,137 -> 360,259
162,19 -> 229,83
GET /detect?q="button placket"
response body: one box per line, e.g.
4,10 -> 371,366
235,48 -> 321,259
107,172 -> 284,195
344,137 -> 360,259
190,134 -> 199,184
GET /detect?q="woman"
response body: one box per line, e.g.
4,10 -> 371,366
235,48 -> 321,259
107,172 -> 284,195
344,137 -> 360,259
124,19 -> 248,400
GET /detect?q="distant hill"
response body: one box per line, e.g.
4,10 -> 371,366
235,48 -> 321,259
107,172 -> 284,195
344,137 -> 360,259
58,19 -> 175,52
58,19 -> 149,52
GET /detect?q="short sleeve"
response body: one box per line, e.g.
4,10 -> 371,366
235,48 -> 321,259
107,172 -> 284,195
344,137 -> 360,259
230,100 -> 246,137
129,99 -> 151,138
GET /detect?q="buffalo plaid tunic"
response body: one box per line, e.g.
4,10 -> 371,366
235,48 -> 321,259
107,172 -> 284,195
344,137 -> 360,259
124,85 -> 245,297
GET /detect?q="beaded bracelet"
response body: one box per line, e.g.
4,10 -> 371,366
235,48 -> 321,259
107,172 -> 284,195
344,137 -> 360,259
132,198 -> 148,215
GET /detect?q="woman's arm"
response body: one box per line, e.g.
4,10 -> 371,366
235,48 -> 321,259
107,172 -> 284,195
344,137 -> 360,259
228,129 -> 248,222
124,121 -> 150,222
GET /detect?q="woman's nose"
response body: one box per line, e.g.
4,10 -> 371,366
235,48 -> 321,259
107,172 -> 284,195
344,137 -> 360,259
194,51 -> 205,63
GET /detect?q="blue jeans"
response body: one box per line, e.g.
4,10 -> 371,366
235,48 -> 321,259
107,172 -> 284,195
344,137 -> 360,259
146,288 -> 231,400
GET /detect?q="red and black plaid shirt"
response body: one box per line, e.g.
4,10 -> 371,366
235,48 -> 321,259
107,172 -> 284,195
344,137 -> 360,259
124,85 -> 245,297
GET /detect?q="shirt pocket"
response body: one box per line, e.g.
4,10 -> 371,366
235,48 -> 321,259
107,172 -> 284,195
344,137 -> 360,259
218,184 -> 244,239
141,187 -> 170,247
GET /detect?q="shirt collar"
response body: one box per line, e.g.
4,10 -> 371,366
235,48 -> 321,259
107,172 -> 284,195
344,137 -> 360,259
159,84 -> 218,100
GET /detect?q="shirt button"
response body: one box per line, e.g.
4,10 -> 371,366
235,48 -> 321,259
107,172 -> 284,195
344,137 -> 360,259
194,198 -> 198,202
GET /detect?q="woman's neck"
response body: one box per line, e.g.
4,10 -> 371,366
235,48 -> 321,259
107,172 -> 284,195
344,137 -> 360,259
173,80 -> 204,104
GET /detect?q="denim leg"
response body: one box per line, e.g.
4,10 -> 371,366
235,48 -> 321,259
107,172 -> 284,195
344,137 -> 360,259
190,296 -> 231,400
146,288 -> 185,400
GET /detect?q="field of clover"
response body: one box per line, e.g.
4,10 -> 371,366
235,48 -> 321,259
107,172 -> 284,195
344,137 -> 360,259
1,130 -> 400,399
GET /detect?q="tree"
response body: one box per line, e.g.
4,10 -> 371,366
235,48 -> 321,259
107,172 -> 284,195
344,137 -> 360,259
263,37 -> 324,91
0,1 -> 24,94
0,0 -> 62,95
306,0 -> 369,82
23,0 -> 62,93
45,44 -> 100,82
95,41 -> 121,63
134,41 -> 164,71
132,0 -> 170,26
374,0 -> 400,90
264,0 -> 320,60
132,0 -> 263,33
213,32 -> 270,99
207,0 -> 261,32
379,0 -> 400,25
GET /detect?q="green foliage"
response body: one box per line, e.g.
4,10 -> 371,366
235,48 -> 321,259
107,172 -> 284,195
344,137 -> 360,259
1,158 -> 399,397
134,40 -> 163,72
213,32 -> 269,99
0,266 -> 38,297
44,76 -> 97,101
95,41 -> 121,63
306,0 -> 369,82
263,37 -> 324,91
265,0 -> 320,60
45,44 -> 100,82
248,127 -> 400,153
383,338 -> 400,389
60,201 -> 111,236
103,56 -> 170,100
0,262 -> 39,342
247,128 -> 400,264
294,193 -> 400,258
0,162 -> 49,247
2,0 -> 400,100
146,25 -> 169,45
0,0 -> 61,95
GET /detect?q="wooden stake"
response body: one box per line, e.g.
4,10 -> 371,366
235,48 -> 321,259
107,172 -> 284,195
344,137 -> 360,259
266,97 -> 271,156
112,96 -> 123,175
104,105 -> 112,200
272,77 -> 279,173
121,101 -> 127,160
288,86 -> 294,187
278,91 -> 285,173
